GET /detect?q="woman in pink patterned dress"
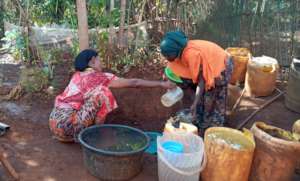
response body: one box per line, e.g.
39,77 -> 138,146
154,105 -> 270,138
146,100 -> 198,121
49,49 -> 175,142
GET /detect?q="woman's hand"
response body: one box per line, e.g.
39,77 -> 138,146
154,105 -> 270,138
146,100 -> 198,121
160,80 -> 177,89
162,73 -> 168,81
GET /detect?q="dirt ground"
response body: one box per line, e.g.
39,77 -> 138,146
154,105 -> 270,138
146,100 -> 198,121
0,57 -> 300,181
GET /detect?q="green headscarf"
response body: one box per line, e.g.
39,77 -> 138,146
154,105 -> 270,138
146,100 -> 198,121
160,30 -> 188,58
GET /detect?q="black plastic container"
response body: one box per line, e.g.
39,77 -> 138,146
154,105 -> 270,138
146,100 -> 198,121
78,124 -> 149,181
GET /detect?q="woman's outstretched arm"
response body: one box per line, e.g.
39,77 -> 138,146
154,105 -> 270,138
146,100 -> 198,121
108,78 -> 176,89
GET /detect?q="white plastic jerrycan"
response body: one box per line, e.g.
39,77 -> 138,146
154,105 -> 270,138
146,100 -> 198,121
161,86 -> 184,107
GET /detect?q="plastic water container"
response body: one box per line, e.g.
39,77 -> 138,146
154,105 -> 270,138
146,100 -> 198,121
145,132 -> 162,155
202,127 -> 255,181
226,47 -> 251,84
157,132 -> 206,181
164,122 -> 198,135
161,86 -> 184,107
245,56 -> 278,97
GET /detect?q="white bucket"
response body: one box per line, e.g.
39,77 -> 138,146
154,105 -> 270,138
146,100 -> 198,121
157,132 -> 206,181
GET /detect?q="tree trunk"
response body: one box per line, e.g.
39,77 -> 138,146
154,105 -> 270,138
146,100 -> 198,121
108,0 -> 115,47
107,0 -> 114,67
76,0 -> 89,51
135,0 -> 147,50
0,0 -> 5,44
118,0 -> 126,49
109,0 -> 115,46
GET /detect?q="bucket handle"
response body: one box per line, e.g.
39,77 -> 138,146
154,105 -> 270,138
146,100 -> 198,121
270,63 -> 278,73
159,150 -> 207,176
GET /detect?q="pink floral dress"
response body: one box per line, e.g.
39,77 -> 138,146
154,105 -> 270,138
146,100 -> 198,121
49,69 -> 118,142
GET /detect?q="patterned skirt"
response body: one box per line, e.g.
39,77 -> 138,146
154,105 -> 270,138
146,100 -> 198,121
49,86 -> 117,142
194,58 -> 234,133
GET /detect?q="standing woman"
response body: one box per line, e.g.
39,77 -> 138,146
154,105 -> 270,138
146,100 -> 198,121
49,49 -> 175,142
160,30 -> 233,134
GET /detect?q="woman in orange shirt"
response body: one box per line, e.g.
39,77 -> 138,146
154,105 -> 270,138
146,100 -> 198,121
160,31 -> 233,134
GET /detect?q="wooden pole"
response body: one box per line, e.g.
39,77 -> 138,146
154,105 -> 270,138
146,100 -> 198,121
237,89 -> 284,130
119,0 -> 126,48
230,88 -> 246,114
76,0 -> 89,50
0,149 -> 19,180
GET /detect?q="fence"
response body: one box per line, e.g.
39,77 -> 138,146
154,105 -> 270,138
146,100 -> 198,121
194,0 -> 300,67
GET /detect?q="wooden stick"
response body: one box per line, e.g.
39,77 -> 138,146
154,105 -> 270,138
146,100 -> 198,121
0,151 -> 19,180
231,88 -> 246,114
237,89 -> 284,130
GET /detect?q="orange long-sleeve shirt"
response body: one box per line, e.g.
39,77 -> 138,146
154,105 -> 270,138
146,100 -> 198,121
168,40 -> 228,90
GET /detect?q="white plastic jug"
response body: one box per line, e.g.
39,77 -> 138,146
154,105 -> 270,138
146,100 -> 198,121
157,132 -> 206,181
161,86 -> 184,107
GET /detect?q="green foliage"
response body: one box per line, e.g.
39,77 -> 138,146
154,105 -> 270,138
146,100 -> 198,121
1,28 -> 29,61
88,0 -> 121,28
20,67 -> 49,93
110,46 -> 155,73
37,45 -> 75,82
29,0 -> 77,27
69,38 -> 80,58
4,0 -> 122,29
91,31 -> 109,58
38,47 -> 62,79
